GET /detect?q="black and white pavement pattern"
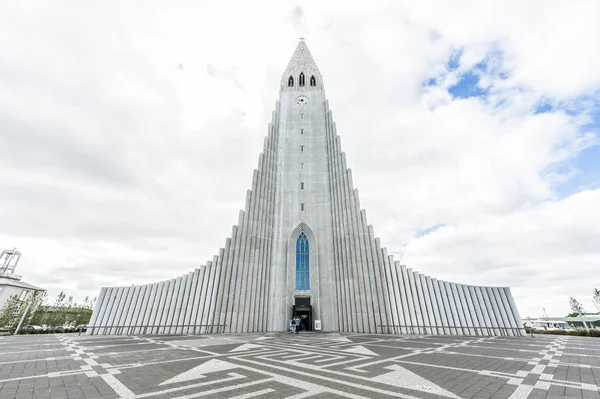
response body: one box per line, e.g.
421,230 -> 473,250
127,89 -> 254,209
0,332 -> 599,399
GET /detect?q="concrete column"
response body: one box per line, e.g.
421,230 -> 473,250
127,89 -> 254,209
87,287 -> 108,335
182,269 -> 200,334
356,206 -> 374,333
441,281 -> 457,335
173,275 -> 189,334
391,260 -> 408,334
466,286 -> 485,335
236,191 -> 255,332
96,287 -> 114,335
198,261 -> 213,333
473,286 -> 493,336
376,247 -> 394,334
492,287 -> 513,336
467,286 -> 486,336
148,282 -> 166,335
332,136 -> 350,332
419,274 -> 436,334
249,158 -> 266,333
240,173 -> 260,333
260,125 -> 276,332
192,267 -> 207,334
458,285 -> 477,336
370,233 -> 389,334
425,277 -> 442,335
132,285 -> 150,335
174,275 -> 188,334
444,282 -> 462,335
449,283 -> 469,335
176,272 -> 194,334
382,252 -> 400,334
109,287 -> 128,335
414,273 -> 432,334
401,265 -> 418,334
260,124 -> 275,332
432,279 -> 450,335
123,285 -> 142,335
166,276 -> 185,334
157,280 -> 174,334
214,236 -> 233,333
109,287 -> 126,335
325,112 -> 343,332
100,287 -> 118,335
497,288 -> 519,336
252,165 -> 269,332
339,155 -> 359,332
204,256 -> 221,333
139,283 -> 159,335
227,209 -> 247,333
225,220 -> 243,333
346,176 -> 372,333
406,270 -> 424,334
482,287 -> 501,336
504,288 -> 526,336
437,280 -> 455,335
356,206 -> 377,333
207,250 -> 224,333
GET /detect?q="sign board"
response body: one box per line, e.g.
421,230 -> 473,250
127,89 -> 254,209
314,320 -> 321,331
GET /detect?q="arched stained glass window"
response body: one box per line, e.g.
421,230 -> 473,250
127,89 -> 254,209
310,75 -> 316,87
296,232 -> 309,290
299,72 -> 305,87
288,76 -> 294,87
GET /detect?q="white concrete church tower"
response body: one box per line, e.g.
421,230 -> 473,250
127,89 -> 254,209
88,40 -> 525,337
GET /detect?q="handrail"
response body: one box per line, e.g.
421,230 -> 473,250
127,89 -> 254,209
378,324 -> 526,336
86,324 -> 228,335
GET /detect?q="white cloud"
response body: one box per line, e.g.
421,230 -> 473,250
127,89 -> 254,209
0,0 -> 599,318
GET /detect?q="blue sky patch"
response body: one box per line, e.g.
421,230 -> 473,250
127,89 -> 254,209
555,109 -> 600,197
534,102 -> 553,114
415,223 -> 449,238
449,70 -> 488,99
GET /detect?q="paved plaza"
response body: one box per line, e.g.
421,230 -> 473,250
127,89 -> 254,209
0,332 -> 599,399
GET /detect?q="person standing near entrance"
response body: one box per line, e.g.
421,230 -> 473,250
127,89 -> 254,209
295,315 -> 301,334
291,318 -> 296,334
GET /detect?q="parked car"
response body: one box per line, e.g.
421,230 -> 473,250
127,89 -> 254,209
24,325 -> 43,330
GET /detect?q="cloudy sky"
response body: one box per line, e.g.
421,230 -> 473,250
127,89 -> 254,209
1,1 -> 599,319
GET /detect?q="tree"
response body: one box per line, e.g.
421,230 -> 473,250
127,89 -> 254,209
27,292 -> 49,325
569,297 -> 589,330
570,297 -> 584,315
0,291 -> 96,332
593,288 -> 600,312
0,295 -> 20,328
566,312 -> 579,317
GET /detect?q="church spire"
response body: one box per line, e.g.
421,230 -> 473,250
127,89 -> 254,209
281,38 -> 323,90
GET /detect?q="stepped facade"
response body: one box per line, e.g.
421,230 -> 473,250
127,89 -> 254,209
88,40 -> 525,337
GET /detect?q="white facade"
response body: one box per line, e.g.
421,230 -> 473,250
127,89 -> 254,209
89,40 -> 525,337
0,276 -> 46,310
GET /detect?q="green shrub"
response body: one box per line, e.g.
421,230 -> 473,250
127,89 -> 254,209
570,329 -> 590,336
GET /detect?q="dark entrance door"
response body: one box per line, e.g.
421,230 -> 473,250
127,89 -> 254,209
293,297 -> 312,331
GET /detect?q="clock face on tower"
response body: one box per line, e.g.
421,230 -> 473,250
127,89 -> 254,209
296,95 -> 308,105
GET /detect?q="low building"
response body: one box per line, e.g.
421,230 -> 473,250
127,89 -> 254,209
523,316 -> 600,330
0,249 -> 46,310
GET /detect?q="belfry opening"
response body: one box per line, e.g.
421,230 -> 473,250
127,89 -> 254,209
88,39 -> 525,337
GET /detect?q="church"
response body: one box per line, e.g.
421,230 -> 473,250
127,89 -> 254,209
88,40 -> 525,337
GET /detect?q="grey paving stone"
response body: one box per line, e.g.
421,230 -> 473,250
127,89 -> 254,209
0,333 -> 599,398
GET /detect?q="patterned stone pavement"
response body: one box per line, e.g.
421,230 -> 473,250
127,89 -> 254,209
0,332 -> 599,399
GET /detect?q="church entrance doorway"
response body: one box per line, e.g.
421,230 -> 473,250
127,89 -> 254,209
293,297 -> 312,332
